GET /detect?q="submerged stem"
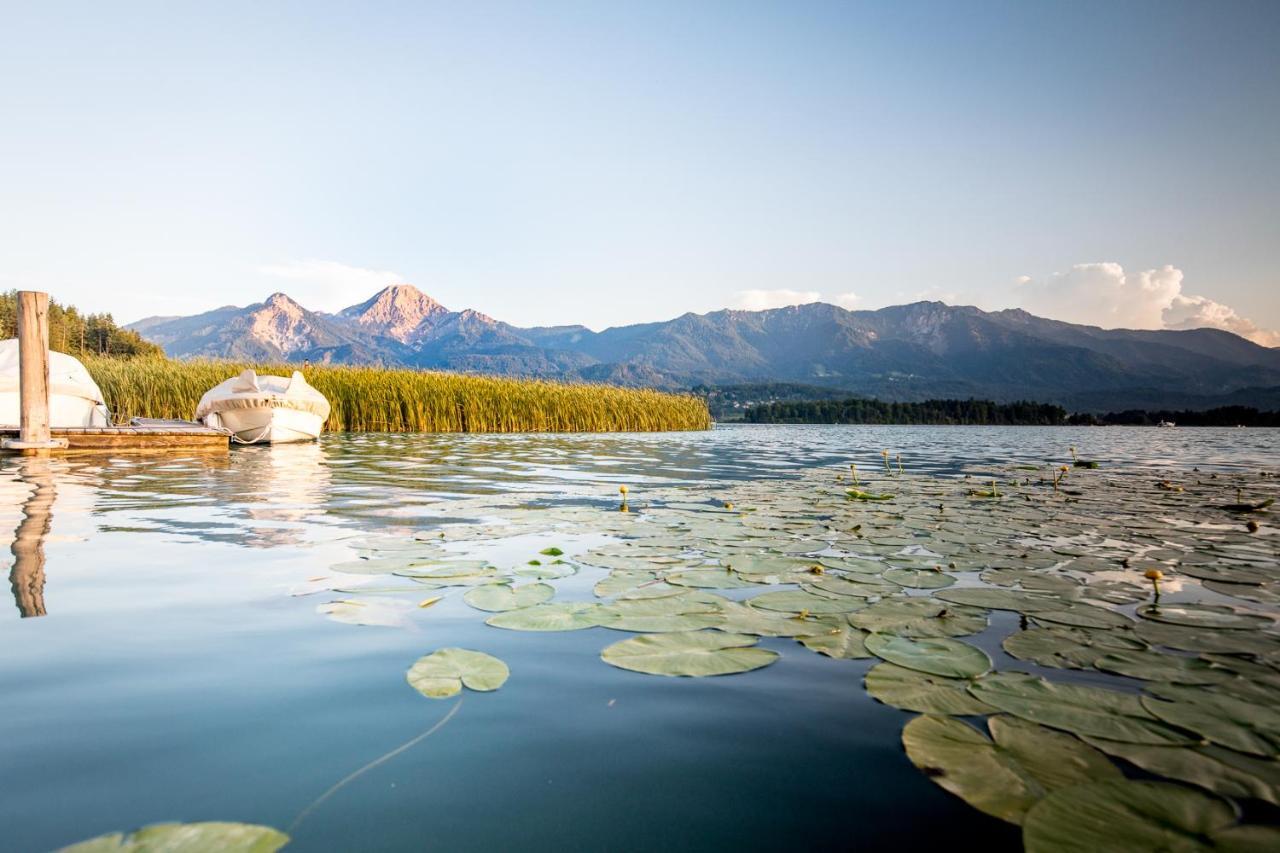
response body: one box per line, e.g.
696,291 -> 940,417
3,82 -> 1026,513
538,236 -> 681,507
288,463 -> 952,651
288,697 -> 464,834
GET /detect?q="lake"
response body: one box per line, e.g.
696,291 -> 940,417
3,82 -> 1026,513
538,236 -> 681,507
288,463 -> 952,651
2,424 -> 1278,851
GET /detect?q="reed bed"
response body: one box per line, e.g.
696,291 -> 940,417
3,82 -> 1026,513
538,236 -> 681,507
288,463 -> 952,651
83,357 -> 712,433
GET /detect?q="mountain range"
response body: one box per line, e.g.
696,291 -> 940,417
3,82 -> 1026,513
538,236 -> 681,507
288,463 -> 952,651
128,285 -> 1280,411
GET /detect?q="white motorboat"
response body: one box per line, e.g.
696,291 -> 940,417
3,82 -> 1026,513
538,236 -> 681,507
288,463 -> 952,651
0,338 -> 111,428
1158,420 -> 1176,428
196,369 -> 330,444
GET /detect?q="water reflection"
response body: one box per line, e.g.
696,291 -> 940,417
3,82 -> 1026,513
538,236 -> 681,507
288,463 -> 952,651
7,458 -> 54,617
1,424 -> 1275,559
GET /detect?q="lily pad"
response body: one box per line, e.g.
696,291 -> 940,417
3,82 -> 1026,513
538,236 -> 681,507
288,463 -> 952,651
797,626 -> 871,659
596,594 -> 725,632
865,633 -> 991,678
58,822 -> 289,853
935,587 -> 1062,613
463,583 -> 555,612
1084,738 -> 1280,806
747,589 -> 865,615
849,598 -> 988,638
600,630 -> 779,677
665,568 -> 760,590
1137,603 -> 1273,631
864,662 -> 996,715
1022,781 -> 1249,853
1003,627 -> 1146,670
1135,620 -> 1280,655
1142,683 -> 1280,757
407,648 -> 509,698
883,567 -> 956,589
514,562 -> 577,580
485,602 -> 601,632
1032,603 -> 1132,630
902,714 -> 1120,824
1094,649 -> 1235,685
969,671 -> 1194,745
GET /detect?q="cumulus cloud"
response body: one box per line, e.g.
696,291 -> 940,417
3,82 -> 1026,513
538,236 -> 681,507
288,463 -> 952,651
258,259 -> 404,311
1164,294 -> 1280,347
730,289 -> 862,312
1014,262 -> 1277,347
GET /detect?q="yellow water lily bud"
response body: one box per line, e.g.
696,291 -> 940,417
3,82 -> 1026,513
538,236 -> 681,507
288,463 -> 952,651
1144,569 -> 1164,581
619,485 -> 629,494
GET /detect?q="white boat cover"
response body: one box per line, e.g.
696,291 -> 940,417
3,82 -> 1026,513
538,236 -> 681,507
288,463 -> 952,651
195,369 -> 331,422
0,337 -> 110,413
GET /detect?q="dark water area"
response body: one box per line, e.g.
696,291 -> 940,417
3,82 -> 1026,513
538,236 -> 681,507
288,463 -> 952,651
2,425 -> 1276,851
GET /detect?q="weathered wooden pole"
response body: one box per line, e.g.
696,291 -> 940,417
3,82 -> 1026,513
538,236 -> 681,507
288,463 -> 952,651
1,291 -> 68,453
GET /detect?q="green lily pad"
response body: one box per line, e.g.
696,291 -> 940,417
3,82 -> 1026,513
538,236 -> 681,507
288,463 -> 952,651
407,648 -> 509,698
797,626 -> 871,659
485,602 -> 602,632
1142,683 -> 1280,757
1094,649 -> 1236,685
969,671 -> 1194,745
902,714 -> 1120,824
715,600 -> 838,638
1022,781 -> 1249,853
600,630 -> 779,677
935,587 -> 1063,613
1084,738 -> 1280,806
865,633 -> 991,678
463,583 -> 555,612
1032,603 -> 1133,630
58,822 -> 289,853
1003,627 -> 1146,670
747,589 -> 866,615
1136,603 -> 1272,630
864,662 -> 996,715
883,567 -> 956,589
514,562 -> 577,580
596,594 -> 725,632
849,598 -> 988,638
665,568 -> 761,589
592,570 -> 659,598
1135,620 -> 1280,655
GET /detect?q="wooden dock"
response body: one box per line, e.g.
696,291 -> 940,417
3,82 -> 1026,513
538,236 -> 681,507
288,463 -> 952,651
1,290 -> 229,455
2,423 -> 228,453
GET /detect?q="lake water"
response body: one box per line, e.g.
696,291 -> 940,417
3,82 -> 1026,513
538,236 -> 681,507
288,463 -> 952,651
2,425 -> 1277,852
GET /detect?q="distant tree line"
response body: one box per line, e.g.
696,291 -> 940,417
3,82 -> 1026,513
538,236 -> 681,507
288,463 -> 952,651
1068,406 -> 1280,427
743,397 -> 1068,425
0,291 -> 161,358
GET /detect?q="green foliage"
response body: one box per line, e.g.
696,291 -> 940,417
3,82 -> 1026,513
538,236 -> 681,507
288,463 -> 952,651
0,291 -> 162,358
82,356 -> 712,432
743,396 -> 1067,425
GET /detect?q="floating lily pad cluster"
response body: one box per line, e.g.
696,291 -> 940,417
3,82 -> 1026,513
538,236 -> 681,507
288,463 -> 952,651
296,456 -> 1280,848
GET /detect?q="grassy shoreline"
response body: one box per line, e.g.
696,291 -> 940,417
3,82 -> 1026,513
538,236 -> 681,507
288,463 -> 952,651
85,357 -> 711,433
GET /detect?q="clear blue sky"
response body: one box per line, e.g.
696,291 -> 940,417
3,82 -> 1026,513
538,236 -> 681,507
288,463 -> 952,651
1,1 -> 1277,341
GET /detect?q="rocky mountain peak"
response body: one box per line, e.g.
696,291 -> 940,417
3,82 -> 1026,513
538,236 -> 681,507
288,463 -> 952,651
340,284 -> 449,343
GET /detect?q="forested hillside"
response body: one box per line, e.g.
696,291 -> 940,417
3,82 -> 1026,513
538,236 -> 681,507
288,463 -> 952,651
0,291 -> 161,358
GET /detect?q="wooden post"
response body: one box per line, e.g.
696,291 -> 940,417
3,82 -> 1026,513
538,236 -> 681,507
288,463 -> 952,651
2,291 -> 68,453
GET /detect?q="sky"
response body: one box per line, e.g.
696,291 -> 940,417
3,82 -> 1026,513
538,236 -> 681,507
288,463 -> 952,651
1,1 -> 1278,343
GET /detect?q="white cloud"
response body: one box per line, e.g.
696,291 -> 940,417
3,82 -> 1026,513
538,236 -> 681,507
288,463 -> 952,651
1164,294 -> 1280,347
1014,262 -> 1277,346
831,291 -> 861,310
731,289 -> 822,311
257,260 -> 404,311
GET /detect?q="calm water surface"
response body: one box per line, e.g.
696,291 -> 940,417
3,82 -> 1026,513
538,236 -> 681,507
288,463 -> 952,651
2,425 -> 1277,852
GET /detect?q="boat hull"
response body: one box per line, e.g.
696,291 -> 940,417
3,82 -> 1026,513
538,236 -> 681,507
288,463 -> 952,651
206,406 -> 325,444
0,391 -> 110,429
